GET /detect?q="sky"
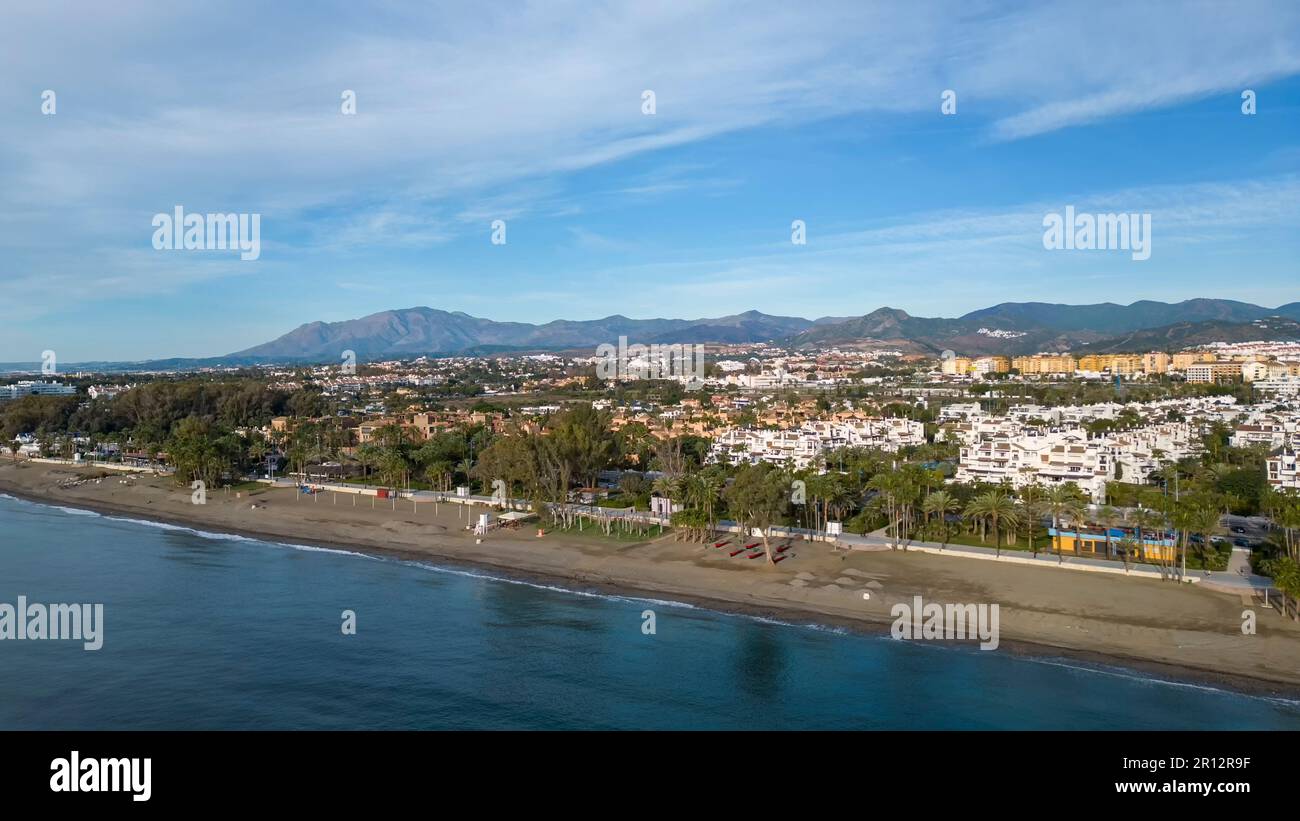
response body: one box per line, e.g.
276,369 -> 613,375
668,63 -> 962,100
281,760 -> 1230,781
1,0 -> 1299,361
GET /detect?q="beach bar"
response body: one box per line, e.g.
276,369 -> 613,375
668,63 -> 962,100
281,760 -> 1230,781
1049,528 -> 1177,563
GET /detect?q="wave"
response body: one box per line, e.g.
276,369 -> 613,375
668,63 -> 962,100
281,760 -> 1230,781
1020,655 -> 1300,708
0,494 -> 100,519
98,514 -> 379,559
53,505 -> 103,517
406,561 -> 699,611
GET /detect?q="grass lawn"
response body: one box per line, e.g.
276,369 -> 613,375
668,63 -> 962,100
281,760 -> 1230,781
925,531 -> 1036,553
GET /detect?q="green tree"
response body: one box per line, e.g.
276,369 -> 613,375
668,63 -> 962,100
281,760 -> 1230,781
921,490 -> 960,550
964,490 -> 1020,558
724,464 -> 790,564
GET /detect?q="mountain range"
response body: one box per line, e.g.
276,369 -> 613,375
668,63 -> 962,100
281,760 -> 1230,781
6,299 -> 1297,374
231,299 -> 1300,361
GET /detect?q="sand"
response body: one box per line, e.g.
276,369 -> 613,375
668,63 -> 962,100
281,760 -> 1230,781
3,457 -> 1299,698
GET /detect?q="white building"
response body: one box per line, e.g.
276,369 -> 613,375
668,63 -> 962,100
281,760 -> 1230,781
954,429 -> 1124,503
0,381 -> 76,402
1267,442 -> 1299,493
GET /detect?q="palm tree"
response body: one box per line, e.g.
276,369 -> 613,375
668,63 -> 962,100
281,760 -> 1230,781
1047,484 -> 1087,561
1097,504 -> 1120,561
921,490 -> 960,550
965,490 -> 1020,558
699,470 -> 725,539
1186,503 -> 1222,573
869,472 -> 906,549
1276,499 -> 1300,563
356,444 -> 379,484
1019,484 -> 1048,556
1132,507 -> 1167,569
652,474 -> 681,519
248,435 -> 268,477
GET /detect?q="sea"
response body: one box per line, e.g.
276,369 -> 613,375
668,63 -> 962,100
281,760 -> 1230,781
2,492 -> 1298,730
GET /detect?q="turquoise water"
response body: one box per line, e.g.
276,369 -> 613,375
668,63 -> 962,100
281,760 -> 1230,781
1,493 -> 1297,730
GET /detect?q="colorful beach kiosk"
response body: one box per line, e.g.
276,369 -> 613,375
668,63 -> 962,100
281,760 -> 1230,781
1048,527 -> 1177,563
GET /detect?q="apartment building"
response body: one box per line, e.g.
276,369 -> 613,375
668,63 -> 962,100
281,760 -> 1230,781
951,406 -> 1210,500
1267,442 -> 1299,493
941,356 -> 971,376
954,429 -> 1114,502
1012,354 -> 1077,375
0,381 -> 76,402
1105,423 -> 1198,484
708,417 -> 925,468
1185,362 -> 1243,383
971,356 -> 1011,376
1076,354 -> 1144,375
937,416 -> 1023,446
1231,422 -> 1289,450
1242,361 -> 1298,382
1141,352 -> 1171,374
1172,351 -> 1217,370
1036,435 -> 1115,502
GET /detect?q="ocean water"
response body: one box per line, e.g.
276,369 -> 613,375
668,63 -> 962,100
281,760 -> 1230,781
1,493 -> 1298,730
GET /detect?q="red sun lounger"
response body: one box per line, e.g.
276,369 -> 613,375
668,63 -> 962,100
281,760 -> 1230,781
728,547 -> 749,557
714,540 -> 731,548
743,542 -> 761,550
773,555 -> 789,564
776,545 -> 791,554
748,550 -> 767,559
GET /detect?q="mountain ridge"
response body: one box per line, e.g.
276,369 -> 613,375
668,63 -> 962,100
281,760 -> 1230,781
229,299 -> 1300,361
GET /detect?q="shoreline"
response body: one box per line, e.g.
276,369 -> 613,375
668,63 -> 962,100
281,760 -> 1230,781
2,460 -> 1299,704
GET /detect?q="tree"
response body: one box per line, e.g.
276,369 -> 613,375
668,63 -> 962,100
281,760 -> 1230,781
471,433 -> 536,503
868,467 -> 921,550
964,490 -> 1020,558
1097,504 -> 1120,561
1019,486 -> 1049,556
724,464 -> 790,564
922,490 -> 960,550
1132,508 -> 1167,569
167,415 -> 221,486
1047,484 -> 1087,561
356,444 -> 379,483
247,434 -> 269,477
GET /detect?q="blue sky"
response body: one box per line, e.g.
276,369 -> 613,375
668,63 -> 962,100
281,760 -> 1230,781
2,0 -> 1299,361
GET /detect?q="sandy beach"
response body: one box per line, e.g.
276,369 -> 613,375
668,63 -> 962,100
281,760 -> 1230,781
3,457 -> 1298,699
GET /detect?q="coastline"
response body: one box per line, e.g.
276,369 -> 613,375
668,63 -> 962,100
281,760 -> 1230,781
3,459 -> 1299,703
